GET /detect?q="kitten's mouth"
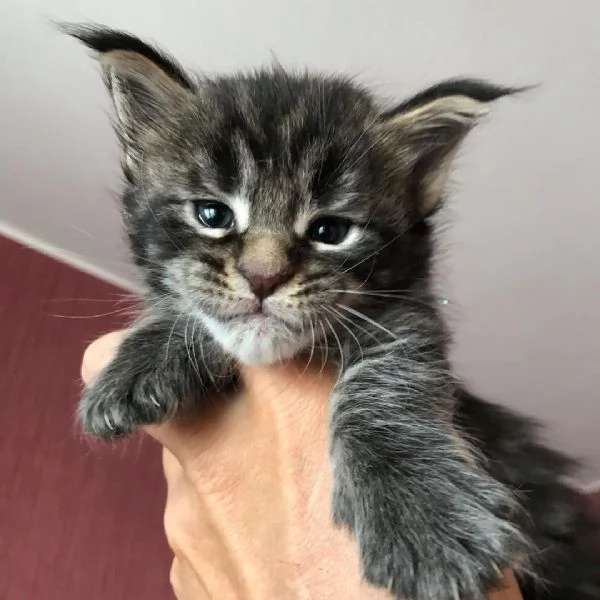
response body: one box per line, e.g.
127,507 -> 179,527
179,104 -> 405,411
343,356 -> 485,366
220,305 -> 265,321
220,299 -> 280,319
225,309 -> 283,325
199,300 -> 313,364
218,300 -> 304,331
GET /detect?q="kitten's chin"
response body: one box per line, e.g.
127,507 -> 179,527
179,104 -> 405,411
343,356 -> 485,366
199,312 -> 308,365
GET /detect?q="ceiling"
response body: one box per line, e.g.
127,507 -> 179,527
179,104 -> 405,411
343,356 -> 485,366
1,0 -> 599,484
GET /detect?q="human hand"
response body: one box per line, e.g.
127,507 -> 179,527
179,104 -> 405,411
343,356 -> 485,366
81,331 -> 523,600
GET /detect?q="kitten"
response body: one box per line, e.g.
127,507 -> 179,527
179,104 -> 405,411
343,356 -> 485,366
64,25 -> 599,600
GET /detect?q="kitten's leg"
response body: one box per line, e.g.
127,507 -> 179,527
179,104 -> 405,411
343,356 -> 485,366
331,342 -> 529,600
80,313 -> 231,439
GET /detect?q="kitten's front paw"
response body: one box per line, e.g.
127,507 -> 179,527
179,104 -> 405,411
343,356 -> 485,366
336,473 -> 527,600
80,364 -> 170,439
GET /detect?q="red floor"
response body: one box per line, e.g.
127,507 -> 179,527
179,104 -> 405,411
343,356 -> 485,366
0,235 -> 173,600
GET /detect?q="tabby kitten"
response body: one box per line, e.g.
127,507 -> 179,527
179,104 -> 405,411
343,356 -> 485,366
65,25 -> 599,600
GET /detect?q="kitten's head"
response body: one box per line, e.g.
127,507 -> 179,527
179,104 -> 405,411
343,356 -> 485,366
66,25 -> 514,364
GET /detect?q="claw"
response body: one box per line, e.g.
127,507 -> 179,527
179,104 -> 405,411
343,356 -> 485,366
103,413 -> 114,431
450,580 -> 460,600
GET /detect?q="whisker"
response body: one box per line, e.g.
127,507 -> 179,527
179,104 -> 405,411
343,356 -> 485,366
323,315 -> 344,389
307,316 -> 316,368
336,193 -> 388,271
328,304 -> 383,344
164,311 -> 185,364
318,318 -> 329,376
46,304 -> 142,319
326,307 -> 364,363
42,297 -> 136,304
298,315 -> 317,378
331,289 -> 435,310
189,313 -> 202,381
328,306 -> 365,360
198,325 -> 218,386
351,257 -> 377,291
337,303 -> 397,340
183,312 -> 199,380
341,230 -> 404,274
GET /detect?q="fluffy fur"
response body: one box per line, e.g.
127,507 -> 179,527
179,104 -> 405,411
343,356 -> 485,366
64,24 -> 599,600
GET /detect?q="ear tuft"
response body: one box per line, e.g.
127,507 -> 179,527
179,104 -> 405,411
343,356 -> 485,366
380,78 -> 524,216
58,23 -> 193,91
60,23 -> 196,173
383,78 -> 523,119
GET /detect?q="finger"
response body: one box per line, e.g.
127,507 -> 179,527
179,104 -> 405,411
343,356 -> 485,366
143,420 -> 195,457
147,361 -> 335,460
489,570 -> 523,600
239,359 -> 335,412
170,557 -> 211,600
142,401 -> 228,462
80,330 -> 126,385
162,447 -> 183,481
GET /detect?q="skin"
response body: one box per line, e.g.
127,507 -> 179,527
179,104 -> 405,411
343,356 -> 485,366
81,331 -> 523,600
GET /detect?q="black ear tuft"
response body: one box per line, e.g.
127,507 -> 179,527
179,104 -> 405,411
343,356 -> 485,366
59,22 -> 196,172
380,78 -> 526,216
382,78 -> 525,120
58,23 -> 193,91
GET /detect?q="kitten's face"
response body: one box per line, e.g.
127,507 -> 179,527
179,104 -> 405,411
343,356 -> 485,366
130,75 -> 428,364
66,26 -> 510,364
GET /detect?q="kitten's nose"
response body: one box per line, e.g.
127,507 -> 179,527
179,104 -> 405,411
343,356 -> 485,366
238,267 -> 293,301
238,234 -> 294,301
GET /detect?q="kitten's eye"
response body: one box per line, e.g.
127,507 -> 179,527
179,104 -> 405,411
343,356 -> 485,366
308,217 -> 351,245
194,201 -> 234,229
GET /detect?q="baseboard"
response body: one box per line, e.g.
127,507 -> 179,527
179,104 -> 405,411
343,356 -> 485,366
0,219 -> 139,292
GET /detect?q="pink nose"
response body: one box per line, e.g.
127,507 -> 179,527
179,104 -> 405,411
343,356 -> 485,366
238,267 -> 293,300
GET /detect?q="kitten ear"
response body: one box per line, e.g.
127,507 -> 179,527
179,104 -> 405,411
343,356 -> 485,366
61,24 -> 194,161
380,79 -> 519,216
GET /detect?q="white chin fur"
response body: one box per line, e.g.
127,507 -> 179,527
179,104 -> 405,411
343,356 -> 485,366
199,312 -> 308,365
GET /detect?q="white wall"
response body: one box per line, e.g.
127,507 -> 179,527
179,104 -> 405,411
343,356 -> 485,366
1,1 -> 599,484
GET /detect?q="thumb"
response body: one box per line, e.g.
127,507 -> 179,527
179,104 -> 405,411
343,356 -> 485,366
80,330 -> 126,385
